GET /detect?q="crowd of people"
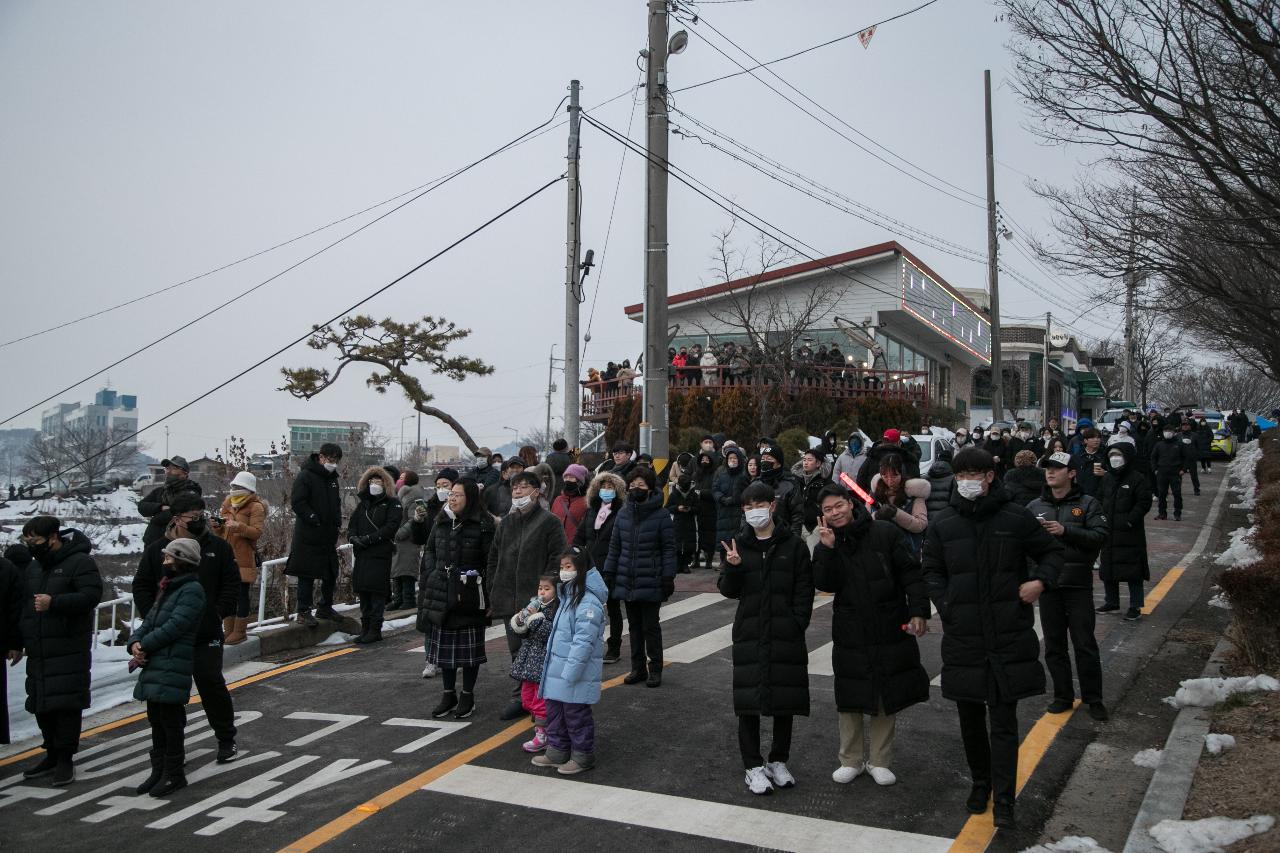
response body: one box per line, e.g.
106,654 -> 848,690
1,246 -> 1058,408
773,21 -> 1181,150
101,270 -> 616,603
0,409 -> 1257,829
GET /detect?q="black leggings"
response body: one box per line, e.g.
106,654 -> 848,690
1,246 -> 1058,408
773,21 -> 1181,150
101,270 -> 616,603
442,666 -> 479,692
236,582 -> 251,618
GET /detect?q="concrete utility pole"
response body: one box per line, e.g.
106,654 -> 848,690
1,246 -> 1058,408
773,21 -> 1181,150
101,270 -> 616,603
1043,312 -> 1052,427
640,0 -> 670,464
984,70 -> 1004,425
563,80 -> 583,450
545,345 -> 559,458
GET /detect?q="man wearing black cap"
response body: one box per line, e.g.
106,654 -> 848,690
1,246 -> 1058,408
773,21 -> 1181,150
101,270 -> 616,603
137,456 -> 203,547
132,492 -> 241,762
1027,452 -> 1109,721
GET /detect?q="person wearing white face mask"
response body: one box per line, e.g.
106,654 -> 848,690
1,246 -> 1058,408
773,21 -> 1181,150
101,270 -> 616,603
346,467 -> 403,644
1149,424 -> 1195,521
287,442 -> 344,628
487,471 -> 567,720
719,480 -> 814,796
1097,443 -> 1153,621
921,446 -> 1064,830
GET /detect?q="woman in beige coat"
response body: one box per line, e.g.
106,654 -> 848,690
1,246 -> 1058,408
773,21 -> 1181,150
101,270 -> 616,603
217,470 -> 267,644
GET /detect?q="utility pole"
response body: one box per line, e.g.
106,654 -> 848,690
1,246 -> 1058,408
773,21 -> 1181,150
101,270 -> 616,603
984,70 -> 1004,426
1122,194 -> 1138,404
640,0 -> 670,466
545,345 -> 560,458
563,80 -> 583,451
1043,312 -> 1052,428
165,425 -> 169,459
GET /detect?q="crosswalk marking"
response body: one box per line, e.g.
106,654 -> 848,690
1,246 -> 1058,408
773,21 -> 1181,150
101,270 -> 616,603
665,596 -> 833,664
423,765 -> 952,853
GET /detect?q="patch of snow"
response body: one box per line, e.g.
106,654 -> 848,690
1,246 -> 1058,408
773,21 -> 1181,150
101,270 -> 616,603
317,632 -> 355,646
1204,733 -> 1236,755
1132,748 -> 1164,768
1226,442 -> 1264,509
1207,592 -> 1233,609
0,488 -> 149,555
384,615 -> 416,631
1021,836 -> 1112,853
7,641 -> 139,743
1214,524 -> 1261,570
1149,814 -> 1275,853
1164,674 -> 1280,708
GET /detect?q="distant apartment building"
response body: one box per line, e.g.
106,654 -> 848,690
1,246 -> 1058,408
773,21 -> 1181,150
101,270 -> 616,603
287,419 -> 385,466
40,388 -> 139,446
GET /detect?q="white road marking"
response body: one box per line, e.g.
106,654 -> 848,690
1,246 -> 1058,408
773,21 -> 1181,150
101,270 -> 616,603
808,642 -> 834,677
381,718 -> 470,754
281,712 -> 368,747
423,765 -> 952,853
83,750 -> 281,823
146,755 -> 321,830
665,596 -> 832,664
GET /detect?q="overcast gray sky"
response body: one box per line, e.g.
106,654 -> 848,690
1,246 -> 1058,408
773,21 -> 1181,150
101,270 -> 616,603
0,0 -> 1117,458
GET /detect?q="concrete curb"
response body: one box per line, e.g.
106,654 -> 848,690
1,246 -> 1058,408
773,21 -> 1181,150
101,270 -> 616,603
233,607 -> 418,659
1121,636 -> 1233,853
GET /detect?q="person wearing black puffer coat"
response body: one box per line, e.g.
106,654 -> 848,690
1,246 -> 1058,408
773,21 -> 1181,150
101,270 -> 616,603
713,447 -> 749,562
923,445 -> 956,516
347,467 -> 403,644
573,471 -> 627,663
814,485 -> 930,789
755,444 -> 798,534
17,516 -> 103,786
413,479 -> 493,719
693,450 -> 720,569
922,447 -> 1063,829
1,547 -> 27,746
603,465 -> 676,688
1097,441 -> 1152,620
287,444 -> 344,626
719,480 -> 814,796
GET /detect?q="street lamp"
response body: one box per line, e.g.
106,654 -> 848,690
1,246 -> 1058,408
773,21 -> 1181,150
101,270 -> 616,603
502,426 -> 520,445
399,415 -> 414,461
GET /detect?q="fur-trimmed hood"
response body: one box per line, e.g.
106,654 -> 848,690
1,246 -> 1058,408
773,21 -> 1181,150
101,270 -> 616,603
586,471 -> 626,504
357,466 -> 396,495
870,473 -> 931,500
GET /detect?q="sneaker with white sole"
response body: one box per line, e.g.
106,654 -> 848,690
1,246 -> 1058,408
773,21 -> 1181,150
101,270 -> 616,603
832,763 -> 865,784
421,661 -> 438,678
522,727 -> 547,753
764,761 -> 796,788
744,766 -> 774,795
867,765 -> 897,786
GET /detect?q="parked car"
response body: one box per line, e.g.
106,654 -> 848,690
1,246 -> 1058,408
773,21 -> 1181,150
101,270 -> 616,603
1210,429 -> 1236,460
912,434 -> 954,467
69,480 -> 114,496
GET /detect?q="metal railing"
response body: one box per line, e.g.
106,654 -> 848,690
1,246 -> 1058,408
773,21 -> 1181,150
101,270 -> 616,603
94,595 -> 137,645
251,542 -> 353,630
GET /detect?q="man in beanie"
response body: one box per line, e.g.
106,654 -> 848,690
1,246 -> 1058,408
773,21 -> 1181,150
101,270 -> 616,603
754,444 -> 797,533
546,438 -> 574,482
132,492 -> 241,763
137,455 -> 204,547
552,463 -> 591,543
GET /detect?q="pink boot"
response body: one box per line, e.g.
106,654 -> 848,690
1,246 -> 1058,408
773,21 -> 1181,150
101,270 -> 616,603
522,727 -> 547,753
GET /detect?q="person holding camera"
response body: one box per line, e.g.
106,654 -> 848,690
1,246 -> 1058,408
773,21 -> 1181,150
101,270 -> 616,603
132,492 -> 240,764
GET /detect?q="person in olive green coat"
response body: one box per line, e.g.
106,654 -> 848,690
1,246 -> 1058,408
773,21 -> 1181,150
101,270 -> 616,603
128,538 -> 207,798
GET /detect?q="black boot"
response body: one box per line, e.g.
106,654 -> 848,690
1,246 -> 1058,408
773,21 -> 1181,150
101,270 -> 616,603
365,618 -> 383,644
353,617 -> 371,643
966,783 -> 991,814
51,751 -> 75,787
404,578 -> 417,609
992,799 -> 1015,829
432,691 -> 458,718
135,750 -> 163,795
603,638 -> 622,665
150,752 -> 187,797
21,752 -> 57,780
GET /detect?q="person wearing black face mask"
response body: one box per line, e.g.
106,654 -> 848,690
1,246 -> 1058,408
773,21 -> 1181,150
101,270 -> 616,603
693,451 -> 719,569
755,444 -> 798,533
552,464 -> 591,544
603,465 -> 676,688
132,492 -> 241,764
137,456 -> 204,547
17,515 -> 103,786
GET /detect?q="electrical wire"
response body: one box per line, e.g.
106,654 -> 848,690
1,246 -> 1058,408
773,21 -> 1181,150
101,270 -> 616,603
672,2 -> 984,208
1,100 -> 575,428
38,175 -> 565,488
582,73 -> 645,366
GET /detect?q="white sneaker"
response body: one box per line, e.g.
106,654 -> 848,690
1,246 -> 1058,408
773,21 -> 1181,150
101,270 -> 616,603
867,764 -> 897,786
832,763 -> 864,784
421,662 -> 438,678
744,766 -> 774,795
764,761 -> 795,788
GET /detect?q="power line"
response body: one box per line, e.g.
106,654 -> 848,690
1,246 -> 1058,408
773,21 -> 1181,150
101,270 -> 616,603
1,86 -> 638,351
672,2 -> 985,208
39,175 -> 565,488
1,102 -> 575,428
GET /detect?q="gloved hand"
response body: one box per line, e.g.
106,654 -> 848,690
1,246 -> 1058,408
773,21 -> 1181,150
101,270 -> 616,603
350,534 -> 369,548
661,577 -> 675,601
874,503 -> 897,522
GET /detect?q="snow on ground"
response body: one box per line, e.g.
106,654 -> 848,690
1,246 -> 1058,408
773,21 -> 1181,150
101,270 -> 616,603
1020,838 -> 1112,853
1204,733 -> 1236,755
1164,675 -> 1280,708
1207,591 -> 1233,609
1214,524 -> 1262,570
318,631 -> 356,646
1226,441 -> 1264,509
1132,748 -> 1164,769
0,487 -> 148,555
1149,814 -> 1275,853
6,643 -> 139,744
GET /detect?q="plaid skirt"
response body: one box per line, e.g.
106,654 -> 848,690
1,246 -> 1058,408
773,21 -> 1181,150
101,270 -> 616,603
426,624 -> 488,669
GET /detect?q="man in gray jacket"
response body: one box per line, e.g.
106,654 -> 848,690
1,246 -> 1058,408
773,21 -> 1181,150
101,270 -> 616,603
486,471 -> 566,719
831,430 -> 871,485
1027,451 -> 1109,721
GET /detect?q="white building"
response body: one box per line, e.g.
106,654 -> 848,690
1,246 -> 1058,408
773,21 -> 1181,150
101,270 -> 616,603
40,388 -> 139,442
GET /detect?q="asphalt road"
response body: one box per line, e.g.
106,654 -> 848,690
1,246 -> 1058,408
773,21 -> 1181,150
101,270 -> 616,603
0,465 -> 1232,852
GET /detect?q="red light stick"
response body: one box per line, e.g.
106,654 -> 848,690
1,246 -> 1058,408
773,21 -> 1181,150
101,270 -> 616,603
838,472 -> 877,509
